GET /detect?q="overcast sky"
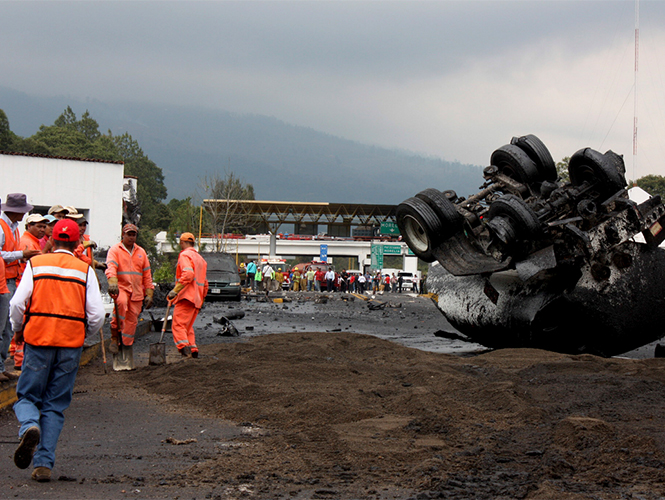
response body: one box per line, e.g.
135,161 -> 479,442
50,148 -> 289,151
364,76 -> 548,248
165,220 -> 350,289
2,0 -> 665,181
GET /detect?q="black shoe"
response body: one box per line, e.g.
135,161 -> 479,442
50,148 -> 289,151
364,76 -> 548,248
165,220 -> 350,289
15,426 -> 40,469
180,346 -> 191,357
191,351 -> 199,359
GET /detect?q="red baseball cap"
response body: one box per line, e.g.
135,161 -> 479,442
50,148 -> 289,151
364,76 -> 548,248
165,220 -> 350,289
52,219 -> 80,242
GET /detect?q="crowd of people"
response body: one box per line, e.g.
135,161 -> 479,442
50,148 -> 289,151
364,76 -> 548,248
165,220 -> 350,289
239,261 -> 420,294
1,193 -> 209,483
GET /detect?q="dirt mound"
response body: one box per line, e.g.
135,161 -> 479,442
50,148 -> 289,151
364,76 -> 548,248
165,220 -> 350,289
129,332 -> 665,499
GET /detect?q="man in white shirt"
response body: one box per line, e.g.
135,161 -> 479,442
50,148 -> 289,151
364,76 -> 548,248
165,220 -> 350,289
10,219 -> 105,482
325,268 -> 335,292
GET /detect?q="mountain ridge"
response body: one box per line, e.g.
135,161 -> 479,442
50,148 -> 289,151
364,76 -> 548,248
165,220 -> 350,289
0,86 -> 483,204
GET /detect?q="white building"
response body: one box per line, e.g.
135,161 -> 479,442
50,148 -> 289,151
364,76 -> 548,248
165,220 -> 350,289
0,151 -> 125,249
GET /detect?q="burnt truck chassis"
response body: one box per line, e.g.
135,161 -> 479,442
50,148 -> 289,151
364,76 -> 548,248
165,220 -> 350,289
397,134 -> 665,356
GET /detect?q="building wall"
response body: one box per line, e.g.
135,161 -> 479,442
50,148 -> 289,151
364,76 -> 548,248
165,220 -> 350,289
0,154 -> 124,249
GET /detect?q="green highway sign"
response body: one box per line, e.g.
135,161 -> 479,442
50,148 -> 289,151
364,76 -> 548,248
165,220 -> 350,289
383,244 -> 402,255
371,244 -> 383,270
380,221 -> 400,235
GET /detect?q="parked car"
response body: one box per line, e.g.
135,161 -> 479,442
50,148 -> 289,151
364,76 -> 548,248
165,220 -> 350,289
203,253 -> 242,301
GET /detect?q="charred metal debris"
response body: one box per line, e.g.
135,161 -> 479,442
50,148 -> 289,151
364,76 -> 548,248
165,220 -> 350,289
396,135 -> 665,356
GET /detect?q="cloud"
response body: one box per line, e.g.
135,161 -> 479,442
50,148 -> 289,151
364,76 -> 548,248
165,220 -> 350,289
2,0 -> 665,180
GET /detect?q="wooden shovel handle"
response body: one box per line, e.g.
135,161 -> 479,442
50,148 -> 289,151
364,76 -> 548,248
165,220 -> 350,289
159,301 -> 173,343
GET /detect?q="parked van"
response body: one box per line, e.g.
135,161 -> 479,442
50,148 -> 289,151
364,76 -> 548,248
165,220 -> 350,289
397,270 -> 422,292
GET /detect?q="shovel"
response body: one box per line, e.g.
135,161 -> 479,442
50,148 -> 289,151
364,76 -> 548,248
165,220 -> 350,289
112,301 -> 135,371
149,301 -> 172,366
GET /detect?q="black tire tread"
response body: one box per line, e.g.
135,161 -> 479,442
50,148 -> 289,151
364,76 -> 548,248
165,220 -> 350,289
415,188 -> 464,240
510,134 -> 557,181
487,194 -> 542,239
568,148 -> 626,197
490,144 -> 540,185
396,197 -> 443,262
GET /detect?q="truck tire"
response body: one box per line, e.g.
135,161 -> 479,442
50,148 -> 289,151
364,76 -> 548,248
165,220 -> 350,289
490,144 -> 540,186
487,194 -> 542,245
396,197 -> 444,262
510,134 -> 557,181
568,148 -> 626,198
442,190 -> 458,202
415,188 -> 464,240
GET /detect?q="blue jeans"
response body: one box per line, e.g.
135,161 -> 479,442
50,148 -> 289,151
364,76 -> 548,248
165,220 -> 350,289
0,278 -> 16,373
14,344 -> 82,469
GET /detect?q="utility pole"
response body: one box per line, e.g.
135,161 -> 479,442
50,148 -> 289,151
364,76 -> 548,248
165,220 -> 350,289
633,0 -> 639,184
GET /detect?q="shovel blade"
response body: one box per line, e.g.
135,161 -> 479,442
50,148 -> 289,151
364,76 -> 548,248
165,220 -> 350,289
149,342 -> 166,366
113,343 -> 135,371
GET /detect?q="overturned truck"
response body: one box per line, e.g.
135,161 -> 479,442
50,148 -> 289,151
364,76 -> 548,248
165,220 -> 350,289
397,135 -> 665,356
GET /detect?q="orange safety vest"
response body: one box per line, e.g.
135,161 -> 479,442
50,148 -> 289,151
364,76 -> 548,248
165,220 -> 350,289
0,218 -> 21,280
175,247 -> 208,308
23,252 -> 89,348
0,258 -> 8,294
19,231 -> 42,274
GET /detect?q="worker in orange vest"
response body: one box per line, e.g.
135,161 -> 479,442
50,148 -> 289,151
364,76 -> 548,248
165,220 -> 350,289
10,213 -> 48,371
19,214 -> 46,262
0,194 -> 40,383
167,232 -> 208,358
10,218 -> 105,482
105,224 -> 154,354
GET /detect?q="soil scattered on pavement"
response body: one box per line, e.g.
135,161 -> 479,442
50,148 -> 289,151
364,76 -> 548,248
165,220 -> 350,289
128,332 -> 665,499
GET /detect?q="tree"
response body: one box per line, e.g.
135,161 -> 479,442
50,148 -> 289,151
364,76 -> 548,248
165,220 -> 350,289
556,157 -> 570,183
201,171 -> 256,251
167,198 -> 201,234
636,175 -> 665,200
2,107 -> 171,259
112,132 -> 167,230
77,111 -> 101,142
32,125 -> 92,157
53,106 -> 77,128
0,109 -> 15,150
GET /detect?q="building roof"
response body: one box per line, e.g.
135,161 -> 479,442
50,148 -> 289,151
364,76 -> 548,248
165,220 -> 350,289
0,150 -> 124,165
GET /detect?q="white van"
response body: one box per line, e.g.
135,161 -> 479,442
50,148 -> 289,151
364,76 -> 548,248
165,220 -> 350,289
397,270 -> 421,292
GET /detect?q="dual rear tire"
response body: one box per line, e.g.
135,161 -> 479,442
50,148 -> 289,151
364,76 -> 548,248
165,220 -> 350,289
396,189 -> 463,262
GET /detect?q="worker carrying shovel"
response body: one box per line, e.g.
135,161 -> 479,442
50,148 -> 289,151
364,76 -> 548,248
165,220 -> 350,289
105,224 -> 154,357
167,232 -> 208,358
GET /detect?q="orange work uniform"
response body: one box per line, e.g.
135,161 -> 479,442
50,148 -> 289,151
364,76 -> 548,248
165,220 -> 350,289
0,259 -> 8,294
172,247 -> 208,354
9,231 -> 41,368
0,218 -> 21,281
22,253 -> 89,347
105,242 -> 153,346
18,231 -> 41,273
74,235 -> 93,265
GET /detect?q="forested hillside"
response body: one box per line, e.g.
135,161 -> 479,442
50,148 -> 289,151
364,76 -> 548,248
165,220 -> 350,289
0,86 -> 484,204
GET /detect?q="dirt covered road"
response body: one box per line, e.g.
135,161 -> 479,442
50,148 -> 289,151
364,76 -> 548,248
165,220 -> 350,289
3,294 -> 665,499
